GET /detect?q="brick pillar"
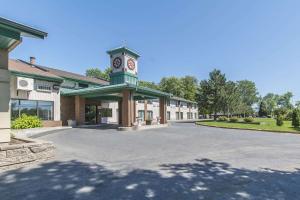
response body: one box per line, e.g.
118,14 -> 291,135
144,100 -> 148,121
0,49 -> 11,143
118,100 -> 122,125
133,100 -> 136,123
75,96 -> 85,125
122,90 -> 134,127
159,97 -> 167,124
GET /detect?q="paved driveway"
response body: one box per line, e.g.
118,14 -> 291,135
1,123 -> 300,200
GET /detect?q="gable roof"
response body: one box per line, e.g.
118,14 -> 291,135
31,62 -> 109,86
9,59 -> 63,82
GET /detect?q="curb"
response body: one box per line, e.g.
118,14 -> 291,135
195,123 -> 300,135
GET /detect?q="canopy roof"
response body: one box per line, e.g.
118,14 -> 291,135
0,17 -> 47,50
61,83 -> 172,101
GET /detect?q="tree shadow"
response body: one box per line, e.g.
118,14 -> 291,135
0,159 -> 299,200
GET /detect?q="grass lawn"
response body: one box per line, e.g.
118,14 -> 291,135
196,118 -> 300,134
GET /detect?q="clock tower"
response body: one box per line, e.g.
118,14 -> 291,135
107,46 -> 139,85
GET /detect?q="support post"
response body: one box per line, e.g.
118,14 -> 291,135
75,96 -> 85,125
159,97 -> 167,124
0,49 -> 11,143
144,100 -> 148,121
122,90 -> 134,127
118,100 -> 122,125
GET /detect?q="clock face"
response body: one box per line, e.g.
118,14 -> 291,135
127,58 -> 135,70
113,57 -> 122,68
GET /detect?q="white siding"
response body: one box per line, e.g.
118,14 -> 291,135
10,75 -> 61,121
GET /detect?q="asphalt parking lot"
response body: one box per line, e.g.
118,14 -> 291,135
1,122 -> 300,200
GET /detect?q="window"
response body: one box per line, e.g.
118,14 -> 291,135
167,100 -> 170,106
78,83 -> 88,88
138,110 -> 145,120
176,112 -> 179,120
187,112 -> 190,119
167,111 -> 170,120
99,108 -> 112,117
147,111 -> 153,120
38,101 -> 54,120
194,113 -> 197,119
180,112 -> 183,120
138,100 -> 145,103
11,100 -> 53,120
36,82 -> 52,92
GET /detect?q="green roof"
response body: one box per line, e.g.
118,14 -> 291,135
61,83 -> 171,99
107,46 -> 140,58
0,17 -> 47,50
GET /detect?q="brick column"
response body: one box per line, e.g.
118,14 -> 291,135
159,97 -> 167,124
75,96 -> 85,125
118,100 -> 122,125
122,90 -> 134,127
144,100 -> 148,121
0,49 -> 11,143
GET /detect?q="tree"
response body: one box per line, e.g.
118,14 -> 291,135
263,93 -> 280,117
221,81 -> 240,117
295,101 -> 300,109
139,80 -> 160,90
181,76 -> 198,101
86,67 -> 112,81
278,92 -> 294,110
258,101 -> 268,117
236,80 -> 259,117
159,77 -> 184,97
197,69 -> 226,120
292,109 -> 300,127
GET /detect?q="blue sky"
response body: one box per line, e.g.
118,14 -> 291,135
2,0 -> 300,101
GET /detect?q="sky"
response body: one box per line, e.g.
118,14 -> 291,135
1,0 -> 300,101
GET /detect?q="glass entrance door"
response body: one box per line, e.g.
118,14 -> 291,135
85,104 -> 97,124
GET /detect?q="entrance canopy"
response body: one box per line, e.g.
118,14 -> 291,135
0,17 -> 47,51
61,83 -> 172,101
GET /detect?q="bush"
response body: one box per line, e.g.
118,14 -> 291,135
292,109 -> 300,127
229,117 -> 239,123
11,114 -> 42,129
244,117 -> 254,123
276,115 -> 284,126
218,116 -> 228,121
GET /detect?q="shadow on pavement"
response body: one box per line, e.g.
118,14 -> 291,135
0,159 -> 299,200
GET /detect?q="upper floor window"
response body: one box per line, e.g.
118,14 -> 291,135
36,82 -> 52,92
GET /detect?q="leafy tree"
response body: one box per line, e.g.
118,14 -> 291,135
278,92 -> 293,110
86,67 -> 112,81
138,80 -> 160,90
181,76 -> 198,101
276,115 -> 284,126
263,93 -> 280,117
292,109 -> 300,127
236,80 -> 259,117
159,77 -> 184,97
221,81 -> 240,117
295,101 -> 300,109
258,101 -> 268,117
198,69 -> 226,120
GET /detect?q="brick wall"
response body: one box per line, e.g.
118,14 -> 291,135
61,96 -> 75,126
42,120 -> 62,127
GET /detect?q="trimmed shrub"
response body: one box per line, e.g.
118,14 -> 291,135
218,116 -> 228,121
292,109 -> 300,128
276,115 -> 284,126
229,117 -> 239,123
11,114 -> 42,129
244,117 -> 254,123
